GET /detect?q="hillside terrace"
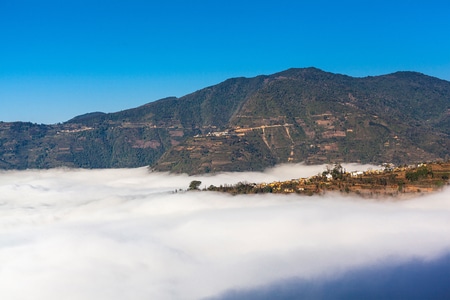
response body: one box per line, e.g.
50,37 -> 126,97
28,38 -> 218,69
202,162 -> 450,198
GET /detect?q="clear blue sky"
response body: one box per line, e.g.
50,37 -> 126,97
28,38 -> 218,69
1,0 -> 449,124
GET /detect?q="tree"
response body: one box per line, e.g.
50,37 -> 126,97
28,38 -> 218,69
188,180 -> 202,190
331,163 -> 344,180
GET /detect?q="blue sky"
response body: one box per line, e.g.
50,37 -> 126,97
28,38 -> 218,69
1,0 -> 450,124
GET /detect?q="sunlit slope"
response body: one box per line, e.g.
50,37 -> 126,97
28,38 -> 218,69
153,68 -> 450,173
0,68 -> 449,173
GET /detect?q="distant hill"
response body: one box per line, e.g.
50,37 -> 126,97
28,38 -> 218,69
1,68 -> 449,174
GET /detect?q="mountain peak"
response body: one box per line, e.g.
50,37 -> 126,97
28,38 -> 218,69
1,68 -> 449,173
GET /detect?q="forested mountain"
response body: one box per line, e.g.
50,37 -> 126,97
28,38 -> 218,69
1,68 -> 449,174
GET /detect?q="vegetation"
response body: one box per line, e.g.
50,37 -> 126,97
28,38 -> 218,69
202,162 -> 450,197
188,180 -> 202,191
405,165 -> 432,181
0,68 -> 449,173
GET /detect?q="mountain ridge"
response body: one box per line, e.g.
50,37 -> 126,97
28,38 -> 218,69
1,68 -> 449,174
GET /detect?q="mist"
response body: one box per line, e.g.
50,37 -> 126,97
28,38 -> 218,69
1,165 -> 449,299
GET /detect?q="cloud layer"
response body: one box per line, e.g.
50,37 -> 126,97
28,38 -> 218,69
1,165 -> 449,299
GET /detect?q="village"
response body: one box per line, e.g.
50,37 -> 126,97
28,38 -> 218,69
200,161 -> 450,197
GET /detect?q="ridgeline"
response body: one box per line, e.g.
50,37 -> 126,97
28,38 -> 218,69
1,68 -> 449,174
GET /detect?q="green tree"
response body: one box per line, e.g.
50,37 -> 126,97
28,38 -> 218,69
188,180 -> 202,190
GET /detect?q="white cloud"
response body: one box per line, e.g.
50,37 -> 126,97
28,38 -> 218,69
0,166 -> 449,299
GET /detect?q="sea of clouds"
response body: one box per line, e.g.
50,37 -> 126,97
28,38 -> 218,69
1,164 -> 449,299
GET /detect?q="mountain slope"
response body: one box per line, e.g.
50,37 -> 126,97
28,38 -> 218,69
1,68 -> 449,174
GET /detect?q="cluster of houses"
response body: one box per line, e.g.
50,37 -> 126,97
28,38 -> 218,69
203,161 -> 449,197
248,162 -> 446,195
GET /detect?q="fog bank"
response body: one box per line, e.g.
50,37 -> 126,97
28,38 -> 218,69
0,165 -> 449,299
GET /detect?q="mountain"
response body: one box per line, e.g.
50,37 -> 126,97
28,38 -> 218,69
1,68 -> 449,174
